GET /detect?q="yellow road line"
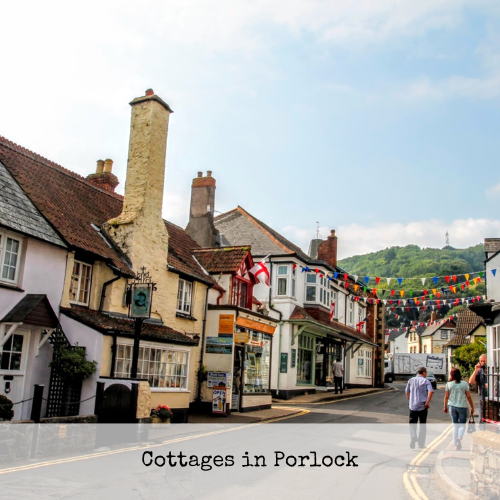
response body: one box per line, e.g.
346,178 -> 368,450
403,424 -> 452,500
274,388 -> 396,406
0,423 -> 263,475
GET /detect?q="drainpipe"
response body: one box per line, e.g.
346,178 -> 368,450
196,285 -> 211,405
267,257 -> 283,396
99,264 -> 122,312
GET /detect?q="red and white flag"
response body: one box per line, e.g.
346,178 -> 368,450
329,302 -> 335,322
249,257 -> 270,287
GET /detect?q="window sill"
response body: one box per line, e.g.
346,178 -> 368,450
150,388 -> 191,393
0,282 -> 24,292
175,312 -> 197,321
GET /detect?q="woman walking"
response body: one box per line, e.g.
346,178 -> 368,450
444,368 -> 474,450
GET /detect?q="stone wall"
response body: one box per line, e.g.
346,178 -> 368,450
470,430 -> 500,498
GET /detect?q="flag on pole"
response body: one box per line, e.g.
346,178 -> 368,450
249,256 -> 270,286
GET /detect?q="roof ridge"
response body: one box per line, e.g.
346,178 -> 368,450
0,134 -> 124,200
192,245 -> 251,253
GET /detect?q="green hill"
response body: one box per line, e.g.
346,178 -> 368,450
338,244 -> 484,279
338,244 -> 486,326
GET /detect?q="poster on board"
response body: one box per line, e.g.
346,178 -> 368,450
212,387 -> 227,414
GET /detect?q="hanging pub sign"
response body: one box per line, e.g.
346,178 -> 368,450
128,283 -> 154,318
126,267 -> 157,319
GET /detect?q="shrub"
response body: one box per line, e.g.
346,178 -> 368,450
49,344 -> 98,381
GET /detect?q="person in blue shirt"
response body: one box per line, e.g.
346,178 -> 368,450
406,366 -> 434,449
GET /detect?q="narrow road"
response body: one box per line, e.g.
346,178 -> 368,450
273,383 -> 450,424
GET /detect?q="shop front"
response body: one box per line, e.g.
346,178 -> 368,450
203,307 -> 278,413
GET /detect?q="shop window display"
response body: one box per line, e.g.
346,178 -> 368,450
297,334 -> 315,385
242,331 -> 271,393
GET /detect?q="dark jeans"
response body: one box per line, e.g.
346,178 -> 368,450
409,408 -> 428,447
334,376 -> 343,394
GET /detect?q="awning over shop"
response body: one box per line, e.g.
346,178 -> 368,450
236,316 -> 276,335
288,305 -> 377,347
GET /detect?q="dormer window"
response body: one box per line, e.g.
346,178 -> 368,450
69,260 -> 92,306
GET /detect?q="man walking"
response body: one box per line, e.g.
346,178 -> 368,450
333,357 -> 344,395
406,366 -> 434,449
469,353 -> 487,426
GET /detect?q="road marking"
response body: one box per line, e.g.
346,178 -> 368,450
0,423 -> 263,475
403,424 -> 452,500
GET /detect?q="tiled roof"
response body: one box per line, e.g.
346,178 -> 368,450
0,135 -> 213,284
421,319 -> 456,337
215,206 -> 314,261
61,307 -> 197,346
289,305 -> 375,345
0,135 -> 131,275
484,238 -> 500,254
455,308 -> 485,337
1,294 -> 58,328
192,246 -> 252,273
165,221 -> 215,285
0,161 -> 66,248
444,334 -> 470,348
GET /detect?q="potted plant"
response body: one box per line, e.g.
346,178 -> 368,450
0,394 -> 14,421
150,404 -> 173,423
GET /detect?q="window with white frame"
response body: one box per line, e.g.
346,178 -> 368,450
304,272 -> 330,307
305,273 -> 317,301
0,333 -> 24,371
276,265 -> 296,298
440,330 -> 448,340
331,291 -> 337,319
177,279 -> 193,314
0,230 -> 22,285
357,349 -> 372,377
491,325 -> 500,373
114,342 -> 189,389
69,260 -> 92,305
348,301 -> 354,326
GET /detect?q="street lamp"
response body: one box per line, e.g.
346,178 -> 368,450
126,267 -> 157,379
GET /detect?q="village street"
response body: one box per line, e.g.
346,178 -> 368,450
0,385 -> 465,500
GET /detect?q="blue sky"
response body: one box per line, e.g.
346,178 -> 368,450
1,1 -> 500,258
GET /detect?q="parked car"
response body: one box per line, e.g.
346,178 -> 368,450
426,371 -> 437,390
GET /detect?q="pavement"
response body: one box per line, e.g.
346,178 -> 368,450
188,386 -> 392,424
434,428 -> 475,500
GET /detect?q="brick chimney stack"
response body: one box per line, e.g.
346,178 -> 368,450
86,158 -> 119,193
317,230 -> 338,269
185,171 -> 220,248
431,311 -> 439,322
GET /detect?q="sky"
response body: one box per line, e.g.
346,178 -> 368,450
1,1 -> 500,260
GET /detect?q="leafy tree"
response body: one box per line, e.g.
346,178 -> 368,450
453,339 -> 487,378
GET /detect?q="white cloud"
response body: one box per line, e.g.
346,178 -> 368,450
282,218 -> 500,259
486,182 -> 500,198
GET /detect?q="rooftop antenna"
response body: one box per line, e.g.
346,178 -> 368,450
316,221 -> 320,240
445,231 -> 450,246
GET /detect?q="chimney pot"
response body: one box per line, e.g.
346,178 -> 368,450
96,159 -> 104,174
197,171 -> 203,178
207,171 -> 212,177
145,88 -> 154,96
330,230 -> 336,237
103,159 -> 113,173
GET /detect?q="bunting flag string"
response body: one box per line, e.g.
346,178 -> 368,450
296,262 -> 494,296
385,316 -> 458,333
382,295 -> 485,309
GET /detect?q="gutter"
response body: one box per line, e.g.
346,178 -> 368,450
196,285 -> 211,405
99,263 -> 122,312
268,256 -> 284,395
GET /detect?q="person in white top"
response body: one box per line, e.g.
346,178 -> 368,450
332,358 -> 344,394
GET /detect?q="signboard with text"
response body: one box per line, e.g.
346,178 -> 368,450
212,387 -> 227,414
206,337 -> 233,354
